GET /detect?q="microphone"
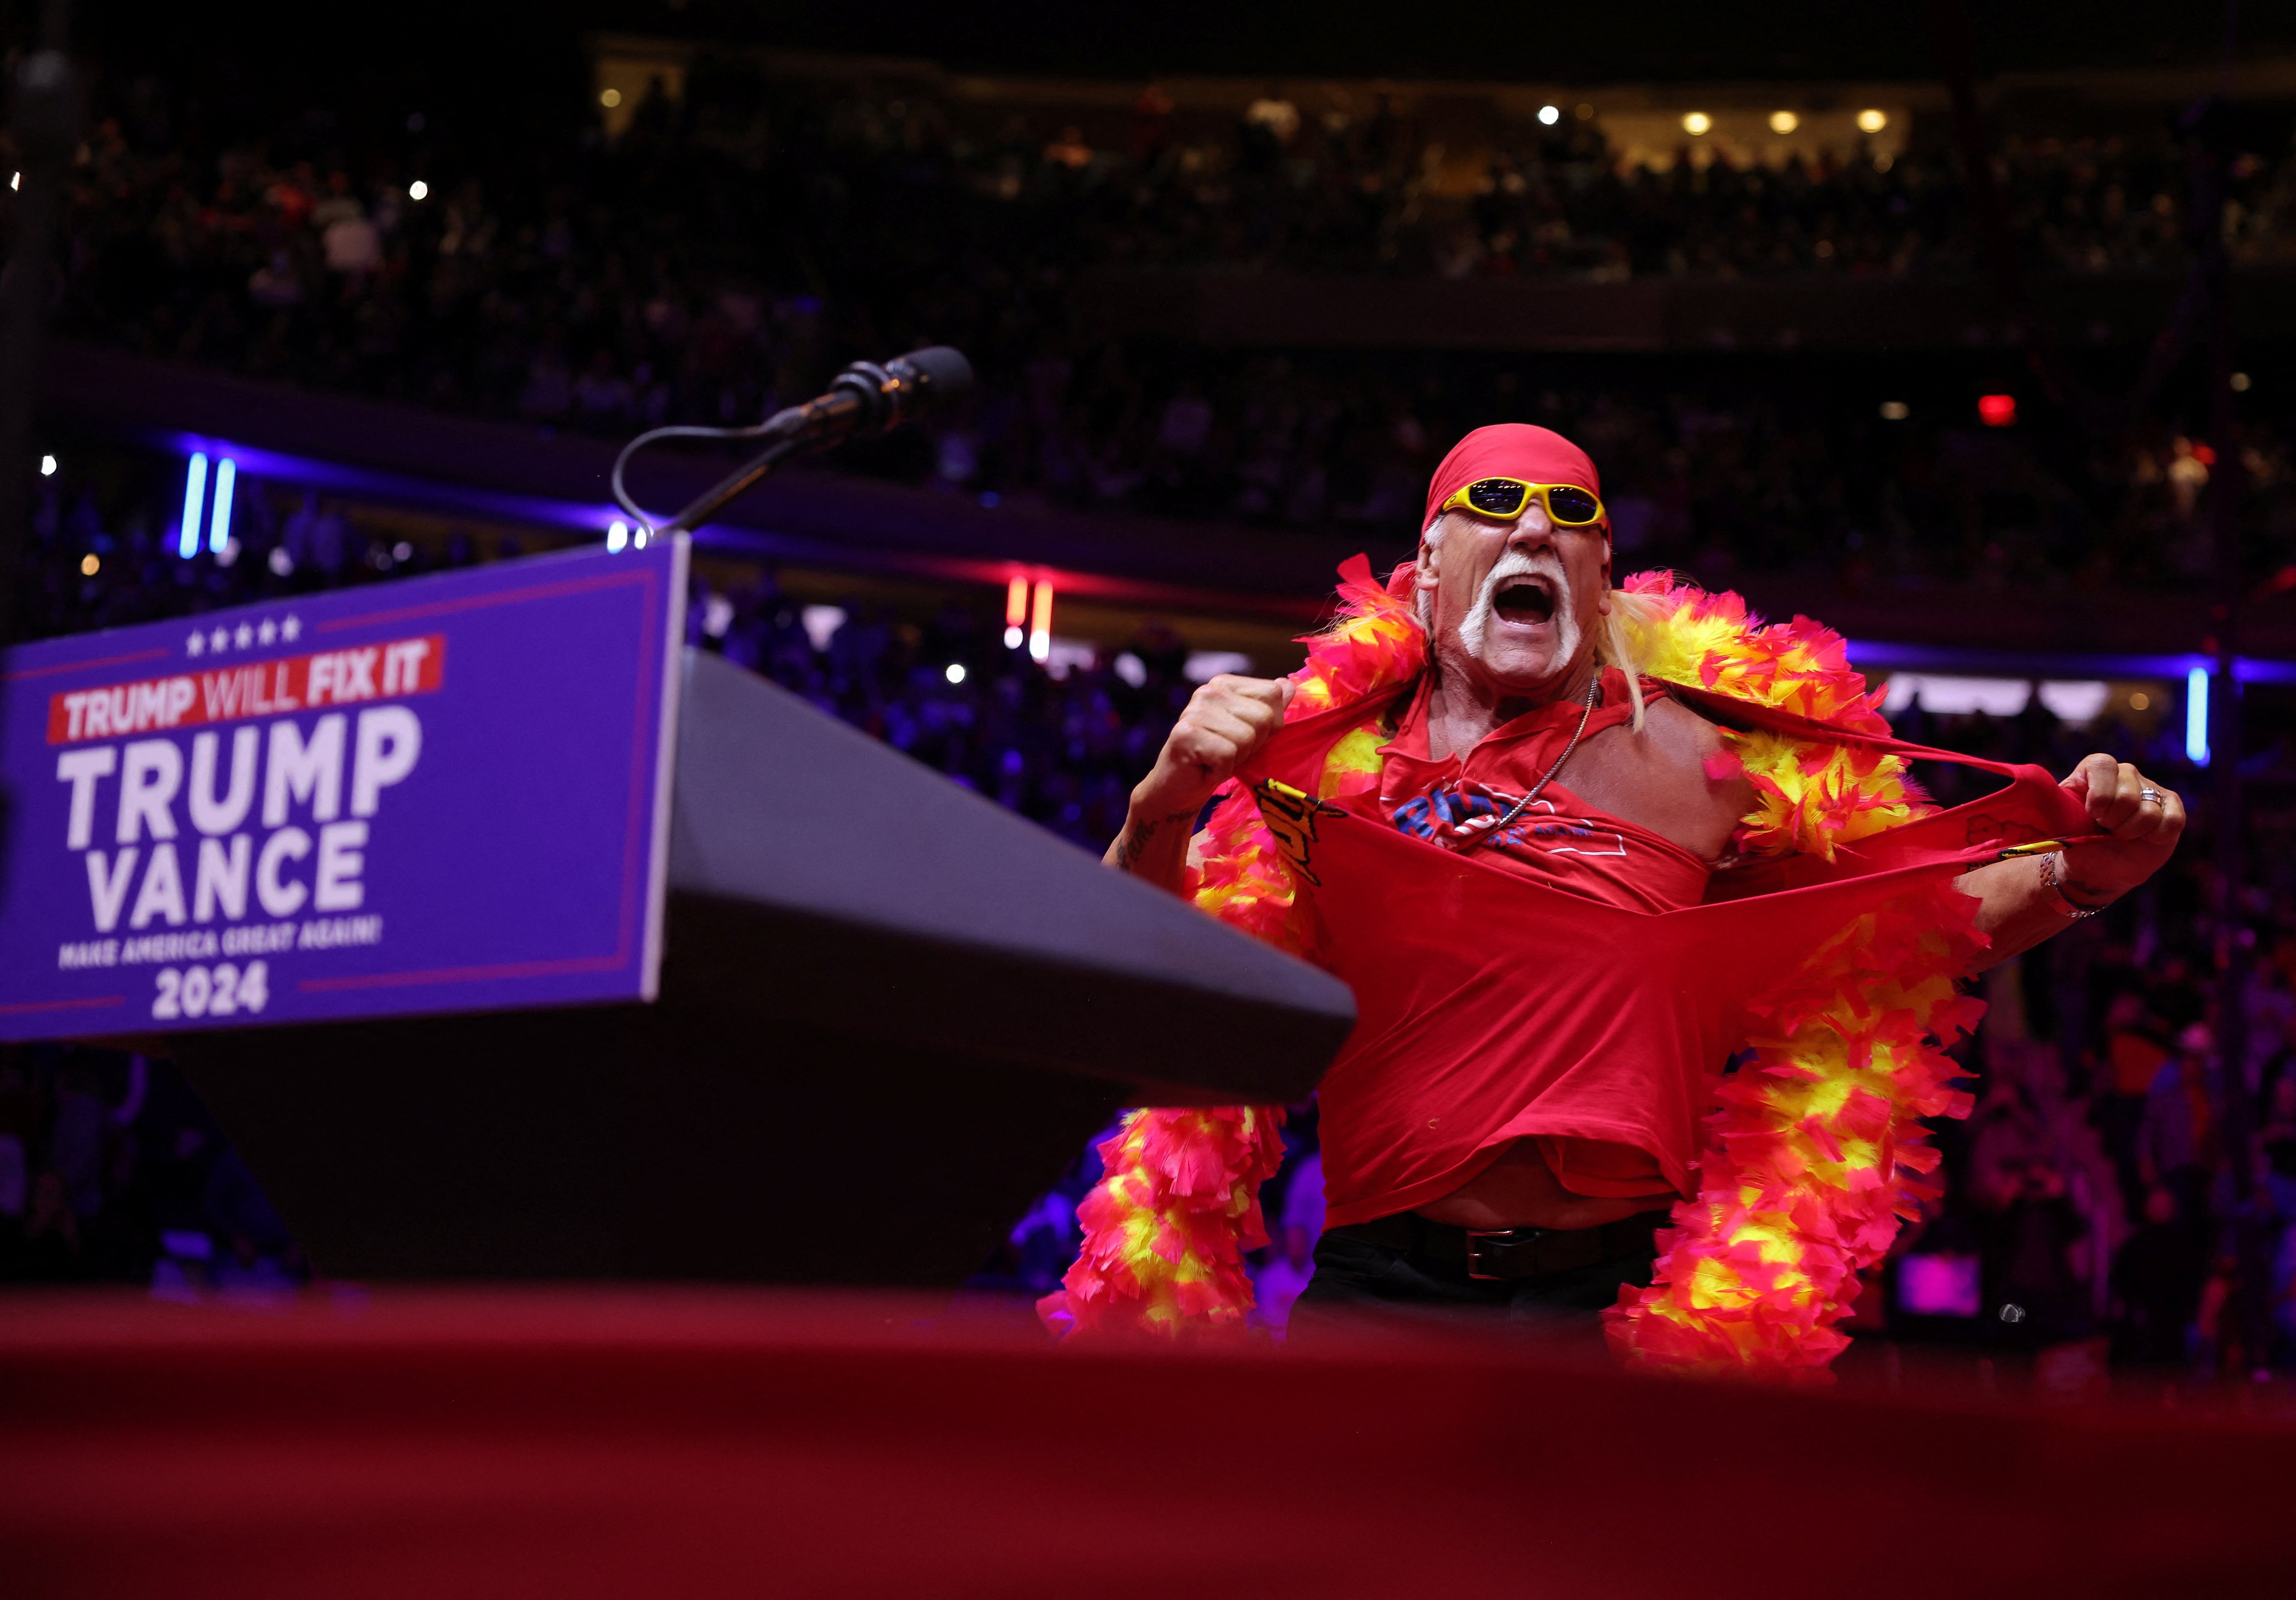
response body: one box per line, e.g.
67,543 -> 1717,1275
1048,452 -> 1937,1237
794,346 -> 975,445
625,346 -> 976,536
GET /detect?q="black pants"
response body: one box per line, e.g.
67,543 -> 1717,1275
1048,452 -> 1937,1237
1289,1225 -> 1657,1350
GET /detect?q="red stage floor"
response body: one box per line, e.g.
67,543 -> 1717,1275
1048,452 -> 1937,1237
3,1289 -> 2291,1599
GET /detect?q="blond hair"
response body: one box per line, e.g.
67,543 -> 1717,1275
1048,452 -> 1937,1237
1596,586 -> 1659,732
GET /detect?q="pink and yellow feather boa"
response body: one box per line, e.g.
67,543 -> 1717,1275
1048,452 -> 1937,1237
1040,564 -> 1984,1376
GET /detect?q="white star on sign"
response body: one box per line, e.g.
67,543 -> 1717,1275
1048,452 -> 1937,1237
258,618 -> 277,645
186,631 -> 205,657
281,615 -> 302,642
209,627 -> 229,653
233,623 -> 254,650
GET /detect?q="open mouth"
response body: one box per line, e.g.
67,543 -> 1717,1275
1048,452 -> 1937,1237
1491,575 -> 1558,626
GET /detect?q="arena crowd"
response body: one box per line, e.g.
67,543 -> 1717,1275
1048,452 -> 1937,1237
34,57 -> 2296,591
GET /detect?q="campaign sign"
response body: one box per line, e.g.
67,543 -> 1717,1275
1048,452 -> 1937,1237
0,535 -> 688,1039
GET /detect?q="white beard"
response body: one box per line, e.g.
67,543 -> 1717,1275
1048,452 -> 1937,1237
1458,548 -> 1576,668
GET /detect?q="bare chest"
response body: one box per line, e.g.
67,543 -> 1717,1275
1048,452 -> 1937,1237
1549,717 -> 1748,863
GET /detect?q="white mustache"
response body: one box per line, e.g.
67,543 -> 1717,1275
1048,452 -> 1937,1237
1479,550 -> 1569,608
1459,550 -> 1574,662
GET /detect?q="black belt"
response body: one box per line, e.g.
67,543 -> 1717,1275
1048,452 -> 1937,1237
1333,1210 -> 1664,1283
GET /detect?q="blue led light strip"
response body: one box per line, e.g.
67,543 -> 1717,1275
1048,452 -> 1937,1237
177,452 -> 208,559
2186,666 -> 2211,766
207,457 -> 236,553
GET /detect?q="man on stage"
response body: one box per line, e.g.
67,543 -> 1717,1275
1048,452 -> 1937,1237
1049,423 -> 2183,1370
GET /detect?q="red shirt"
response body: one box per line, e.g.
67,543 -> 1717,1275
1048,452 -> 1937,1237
1235,663 -> 2098,1234
1316,670 -> 1704,1218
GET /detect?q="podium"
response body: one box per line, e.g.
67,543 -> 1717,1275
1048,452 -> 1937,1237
164,650 -> 1354,1285
0,540 -> 1353,1285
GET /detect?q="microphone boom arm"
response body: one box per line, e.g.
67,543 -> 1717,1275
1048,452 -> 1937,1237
610,348 -> 971,535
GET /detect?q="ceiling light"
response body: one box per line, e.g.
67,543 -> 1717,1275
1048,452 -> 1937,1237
1857,109 -> 1888,134
1682,112 -> 1712,136
1769,111 -> 1798,134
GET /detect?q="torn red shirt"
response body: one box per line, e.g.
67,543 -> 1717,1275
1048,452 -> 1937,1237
1239,673 -> 2095,1231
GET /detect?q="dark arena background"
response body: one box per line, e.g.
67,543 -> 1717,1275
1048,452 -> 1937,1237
5,3 -> 2296,1594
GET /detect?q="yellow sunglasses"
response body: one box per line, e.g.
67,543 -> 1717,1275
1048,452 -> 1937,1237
1438,477 -> 1607,528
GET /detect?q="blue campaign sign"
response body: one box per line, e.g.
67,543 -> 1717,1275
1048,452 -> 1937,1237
0,536 -> 688,1039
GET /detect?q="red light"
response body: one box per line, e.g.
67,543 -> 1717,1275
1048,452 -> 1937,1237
2192,442 -> 2217,466
1029,580 -> 1055,663
1977,394 -> 2017,427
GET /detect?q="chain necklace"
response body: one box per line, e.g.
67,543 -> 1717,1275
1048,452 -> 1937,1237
1452,675 -> 1602,853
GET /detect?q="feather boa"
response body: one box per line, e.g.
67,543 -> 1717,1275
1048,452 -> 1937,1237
1040,561 -> 1983,1374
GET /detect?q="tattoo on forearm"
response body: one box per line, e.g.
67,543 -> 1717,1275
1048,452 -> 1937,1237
1112,810 -> 1196,873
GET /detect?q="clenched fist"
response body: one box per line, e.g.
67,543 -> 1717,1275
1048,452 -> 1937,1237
2057,753 -> 2184,904
1105,674 -> 1295,888
1138,673 -> 1297,817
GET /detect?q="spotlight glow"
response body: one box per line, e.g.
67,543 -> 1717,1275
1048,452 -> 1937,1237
1769,110 -> 1799,134
39,454 -> 55,475
606,520 -> 629,553
1538,105 -> 1560,126
179,453 -> 209,559
945,662 -> 967,684
1682,112 -> 1712,136
79,553 -> 98,576
1857,109 -> 1888,134
408,179 -> 429,201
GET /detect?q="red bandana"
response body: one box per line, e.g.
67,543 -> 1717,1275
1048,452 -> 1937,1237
1421,424 -> 1602,532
